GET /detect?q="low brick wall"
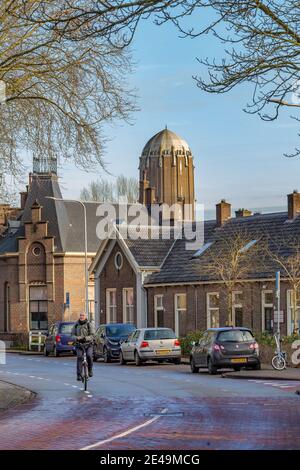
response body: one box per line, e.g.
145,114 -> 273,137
259,343 -> 299,368
0,332 -> 29,349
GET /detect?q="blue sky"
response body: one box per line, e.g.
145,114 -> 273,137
46,17 -> 300,217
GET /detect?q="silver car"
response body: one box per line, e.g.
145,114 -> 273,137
120,327 -> 181,366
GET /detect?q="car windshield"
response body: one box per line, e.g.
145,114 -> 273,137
144,329 -> 176,340
217,330 -> 254,342
106,325 -> 135,337
60,323 -> 74,334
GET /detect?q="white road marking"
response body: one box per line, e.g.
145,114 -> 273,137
279,385 -> 295,389
80,408 -> 168,450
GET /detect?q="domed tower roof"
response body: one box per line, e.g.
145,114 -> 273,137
141,128 -> 191,157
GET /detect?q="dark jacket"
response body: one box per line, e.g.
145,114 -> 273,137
71,320 -> 95,344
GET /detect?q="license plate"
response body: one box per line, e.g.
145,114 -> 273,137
156,349 -> 170,355
68,341 -> 73,345
231,358 -> 247,363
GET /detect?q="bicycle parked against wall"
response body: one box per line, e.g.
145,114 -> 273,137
271,332 -> 287,371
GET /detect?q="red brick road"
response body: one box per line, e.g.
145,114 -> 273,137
0,355 -> 299,450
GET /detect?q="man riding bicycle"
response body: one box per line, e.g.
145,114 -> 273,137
71,312 -> 95,381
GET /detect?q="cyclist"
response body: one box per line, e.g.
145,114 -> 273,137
71,312 -> 95,381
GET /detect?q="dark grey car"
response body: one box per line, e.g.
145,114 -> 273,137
190,327 -> 261,375
93,323 -> 136,363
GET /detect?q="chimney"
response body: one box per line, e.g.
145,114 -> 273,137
216,199 -> 231,227
235,208 -> 253,218
288,190 -> 300,219
31,200 -> 42,223
20,190 -> 28,210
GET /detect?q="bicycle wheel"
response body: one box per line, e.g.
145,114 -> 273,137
271,354 -> 286,371
83,363 -> 89,391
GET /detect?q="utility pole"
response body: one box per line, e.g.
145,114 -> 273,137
275,271 -> 281,337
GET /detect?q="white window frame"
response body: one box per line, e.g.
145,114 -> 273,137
123,288 -> 134,324
106,288 -> 117,323
286,289 -> 300,335
174,293 -> 187,337
232,291 -> 243,327
154,295 -> 164,328
261,290 -> 274,332
207,292 -> 220,328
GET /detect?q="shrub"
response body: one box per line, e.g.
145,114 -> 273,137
180,330 -> 204,356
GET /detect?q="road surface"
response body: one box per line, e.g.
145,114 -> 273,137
0,354 -> 299,450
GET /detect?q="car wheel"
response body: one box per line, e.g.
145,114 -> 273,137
103,347 -> 111,363
43,346 -> 49,357
252,362 -> 261,371
120,352 -> 127,365
190,358 -> 199,373
233,366 -> 241,372
73,350 -> 77,356
208,357 -> 217,375
173,358 -> 181,365
134,351 -> 143,366
53,346 -> 60,357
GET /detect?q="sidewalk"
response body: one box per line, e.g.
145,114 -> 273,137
0,380 -> 35,412
6,349 -> 43,355
223,364 -> 300,381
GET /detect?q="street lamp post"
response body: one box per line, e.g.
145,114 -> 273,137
46,197 -> 89,320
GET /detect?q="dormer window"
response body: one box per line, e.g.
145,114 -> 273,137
192,242 -> 213,258
239,240 -> 257,253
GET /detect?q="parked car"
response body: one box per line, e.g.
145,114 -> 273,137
190,327 -> 261,375
93,323 -> 136,363
44,321 -> 76,357
120,327 -> 181,366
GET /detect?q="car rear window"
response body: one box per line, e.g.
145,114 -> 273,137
59,323 -> 74,334
217,330 -> 254,342
144,329 -> 176,340
106,324 -> 136,337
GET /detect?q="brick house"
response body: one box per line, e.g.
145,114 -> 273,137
90,128 -> 300,337
90,227 -> 175,328
0,171 -> 101,341
91,194 -> 300,336
144,196 -> 300,337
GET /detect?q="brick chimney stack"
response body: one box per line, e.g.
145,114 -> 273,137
216,199 -> 231,227
31,200 -> 42,224
20,188 -> 28,210
288,190 -> 300,219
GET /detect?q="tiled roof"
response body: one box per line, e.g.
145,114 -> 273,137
146,212 -> 300,285
124,227 -> 176,267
